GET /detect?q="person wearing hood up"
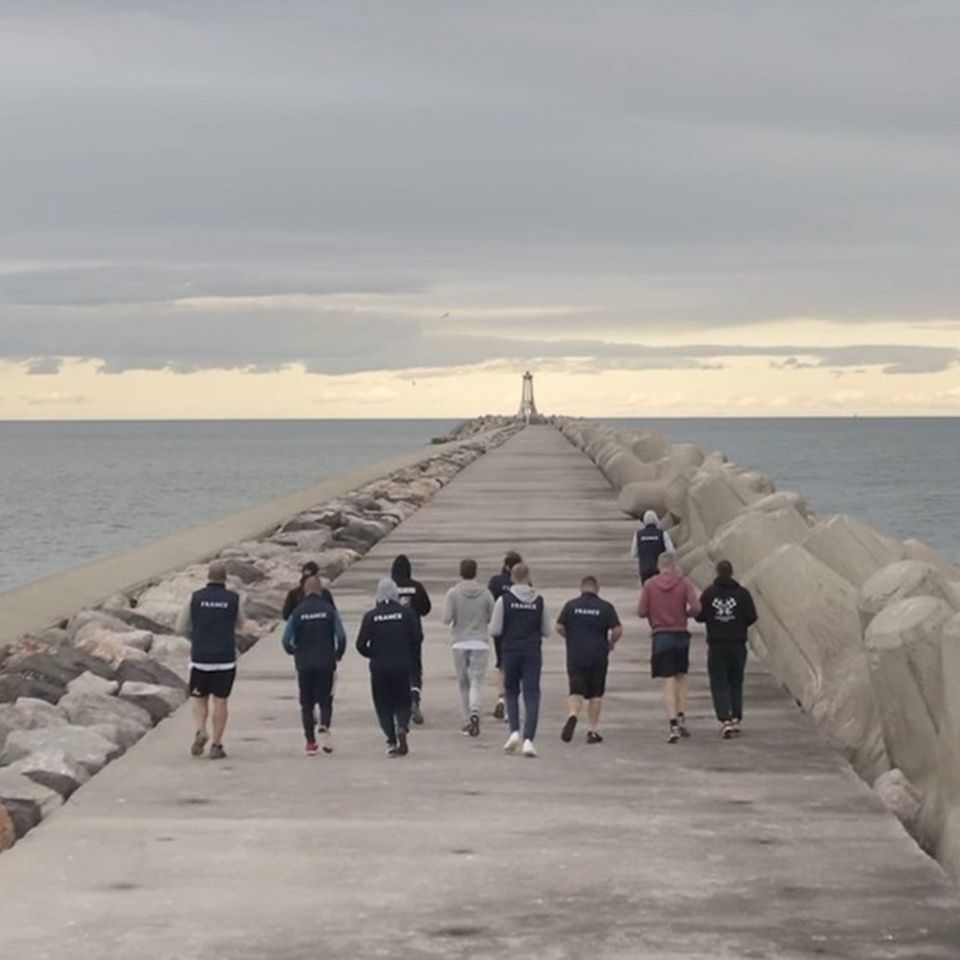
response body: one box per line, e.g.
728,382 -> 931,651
282,560 -> 336,620
356,578 -> 423,757
697,560 -> 757,738
390,554 -> 432,725
489,562 -> 552,758
638,552 -> 701,743
487,550 -> 522,721
443,558 -> 495,737
631,510 -> 675,584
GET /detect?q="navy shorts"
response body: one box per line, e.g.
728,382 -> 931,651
650,633 -> 690,678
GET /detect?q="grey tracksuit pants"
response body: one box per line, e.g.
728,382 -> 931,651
452,647 -> 490,720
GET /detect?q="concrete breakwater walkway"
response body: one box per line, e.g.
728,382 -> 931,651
0,427 -> 958,959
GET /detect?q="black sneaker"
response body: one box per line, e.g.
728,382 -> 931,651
397,728 -> 409,756
678,716 -> 691,738
586,731 -> 603,744
411,694 -> 424,726
561,715 -> 578,743
209,743 -> 227,760
468,714 -> 480,738
386,742 -> 399,757
493,699 -> 505,721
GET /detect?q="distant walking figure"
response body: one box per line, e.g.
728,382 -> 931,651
631,510 -> 675,584
556,576 -> 622,744
177,561 -> 245,760
487,550 -> 522,720
638,552 -> 701,743
390,554 -> 432,725
443,559 -> 495,738
356,578 -> 423,757
282,560 -> 335,620
697,560 -> 757,738
282,576 -> 347,755
489,562 -> 551,758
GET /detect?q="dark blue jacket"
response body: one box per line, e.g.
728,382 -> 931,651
189,583 -> 240,665
501,591 -> 545,648
635,524 -> 667,580
356,599 -> 423,672
282,595 -> 346,671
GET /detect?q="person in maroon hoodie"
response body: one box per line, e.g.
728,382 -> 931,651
637,552 -> 701,743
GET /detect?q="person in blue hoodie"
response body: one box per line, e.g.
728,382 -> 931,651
282,576 -> 347,756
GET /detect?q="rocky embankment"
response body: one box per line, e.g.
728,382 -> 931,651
558,418 -> 960,880
431,415 -> 520,444
0,421 -> 521,854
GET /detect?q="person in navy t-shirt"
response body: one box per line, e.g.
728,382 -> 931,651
556,576 -> 622,744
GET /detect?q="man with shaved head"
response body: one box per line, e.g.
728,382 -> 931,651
177,561 -> 245,759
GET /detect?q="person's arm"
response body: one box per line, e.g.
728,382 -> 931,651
630,533 -> 638,559
234,592 -> 247,633
355,613 -> 373,659
686,581 -> 702,619
695,588 -> 709,623
415,582 -> 432,618
281,617 -> 296,655
442,588 -> 455,627
281,589 -> 296,621
333,611 -> 347,660
555,601 -> 568,639
175,601 -> 192,637
540,600 -> 552,640
663,530 -> 675,552
637,585 -> 649,620
489,596 -> 505,638
607,605 -> 623,648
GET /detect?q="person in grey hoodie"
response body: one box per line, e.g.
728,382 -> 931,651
442,558 -> 495,738
489,562 -> 552,758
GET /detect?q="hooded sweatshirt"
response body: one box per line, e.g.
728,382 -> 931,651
630,510 -> 676,578
696,576 -> 758,644
390,554 -> 432,619
443,579 -> 495,650
489,583 -> 552,645
355,579 -> 423,671
638,571 -> 701,636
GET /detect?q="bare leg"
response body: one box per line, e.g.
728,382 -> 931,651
587,697 -> 603,731
567,694 -> 584,719
662,677 -> 677,720
211,697 -> 229,745
676,675 -> 689,716
192,696 -> 209,735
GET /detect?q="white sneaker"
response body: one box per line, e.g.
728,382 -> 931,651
504,731 -> 522,754
522,739 -> 537,758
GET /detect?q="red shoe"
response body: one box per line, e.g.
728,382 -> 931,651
305,740 -> 319,756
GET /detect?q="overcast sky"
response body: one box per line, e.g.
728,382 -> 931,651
1,1 -> 958,417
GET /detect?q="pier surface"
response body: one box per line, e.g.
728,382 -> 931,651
1,426 -> 958,959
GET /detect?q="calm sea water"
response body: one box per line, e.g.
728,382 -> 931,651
0,418 -> 956,593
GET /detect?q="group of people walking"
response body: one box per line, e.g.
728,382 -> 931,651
180,514 -> 758,760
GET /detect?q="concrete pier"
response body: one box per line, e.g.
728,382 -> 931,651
1,426 -> 958,959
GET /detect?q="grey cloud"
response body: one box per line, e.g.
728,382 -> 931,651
24,357 -> 64,375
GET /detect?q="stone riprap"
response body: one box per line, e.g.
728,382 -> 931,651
557,417 -> 960,880
0,420 -> 521,850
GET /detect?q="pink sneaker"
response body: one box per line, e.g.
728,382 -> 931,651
305,740 -> 319,756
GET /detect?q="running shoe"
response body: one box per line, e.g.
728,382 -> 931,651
721,722 -> 734,740
397,728 -> 409,756
667,728 -> 680,744
190,731 -> 208,757
678,719 -> 691,739
460,722 -> 471,736
731,721 -> 742,737
504,731 -> 522,754
411,698 -> 424,726
319,729 -> 333,754
386,743 -> 399,757
522,739 -> 538,758
305,740 -> 319,756
493,699 -> 505,721
561,715 -> 578,743
586,731 -> 604,744
468,713 -> 480,738
209,743 -> 227,760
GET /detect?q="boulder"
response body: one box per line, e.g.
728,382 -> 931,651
13,698 -> 70,728
219,540 -> 287,561
659,443 -> 705,480
0,672 -> 64,705
115,657 -> 188,690
903,540 -> 960,581
873,769 -> 922,830
0,770 -> 62,836
242,595 -> 283,623
221,557 -> 267,583
708,506 -> 810,577
604,450 -> 658,489
9,749 -> 91,799
858,560 -> 960,631
663,475 -> 690,520
68,608 -> 134,640
803,514 -> 904,588
66,671 -> 120,698
108,607 -> 178,636
744,544 -> 887,781
118,681 -> 186,722
134,569 -> 213,628
686,469 -> 760,543
628,430 -> 671,462
1,726 -> 120,776
1,634 -> 63,669
271,528 -> 335,552
865,597 -> 955,776
73,630 -> 150,667
745,491 -> 817,525
617,480 -> 669,519
59,690 -> 153,731
0,805 -> 14,852
935,612 -> 960,880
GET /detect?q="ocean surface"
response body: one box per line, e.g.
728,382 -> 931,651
0,418 -> 957,593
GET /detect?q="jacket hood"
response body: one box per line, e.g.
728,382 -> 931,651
391,554 -> 412,580
642,510 -> 660,527
649,571 -> 685,592
508,583 -> 540,603
375,578 -> 400,604
713,575 -> 741,590
456,580 -> 488,599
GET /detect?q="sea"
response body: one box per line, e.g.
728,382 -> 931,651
0,418 -> 957,593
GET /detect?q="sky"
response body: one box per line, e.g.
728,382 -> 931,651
0,1 -> 958,419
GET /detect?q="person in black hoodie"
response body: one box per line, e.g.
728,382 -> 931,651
390,554 -> 432,724
487,550 -> 522,720
356,578 -> 423,757
697,560 -> 758,738
281,576 -> 347,756
282,561 -> 336,620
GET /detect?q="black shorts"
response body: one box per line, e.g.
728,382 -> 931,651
651,646 -> 689,679
494,635 -> 504,670
189,667 -> 236,700
568,662 -> 608,699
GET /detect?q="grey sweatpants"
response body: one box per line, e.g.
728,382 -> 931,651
452,648 -> 490,720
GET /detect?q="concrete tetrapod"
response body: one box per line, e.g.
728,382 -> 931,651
858,560 -> 960,632
803,514 -> 904,588
686,468 -> 762,544
936,612 -> 960,881
707,505 -> 811,578
744,543 -> 888,781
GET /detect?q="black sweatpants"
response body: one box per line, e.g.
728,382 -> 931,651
707,643 -> 748,722
297,667 -> 335,741
410,642 -> 423,695
371,667 -> 412,744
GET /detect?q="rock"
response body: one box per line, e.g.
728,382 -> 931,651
864,596 -> 955,794
115,657 -> 188,691
708,506 -> 810,577
0,805 -> 14,851
935,612 -> 960,879
0,672 -> 64,705
0,769 -> 63,837
219,540 -> 287,561
803,514 -> 904,588
118,681 -> 186,722
335,517 -> 391,547
858,560 -> 960,631
73,630 -> 150,667
109,607 -> 178,636
745,491 -> 817,525
278,514 -> 326,533
686,469 -> 760,544
100,592 -> 132,612
9,749 -> 91,799
271,528 -> 335,552
874,769 -> 922,829
66,671 -> 120,697
1,726 -> 120,776
13,698 -> 70,728
59,691 -> 153,733
744,543 -> 887,781
0,634 -> 62,669
149,635 -> 191,660
221,557 -> 266,584
133,569 -> 212,629
242,595 -> 283,622
68,608 -> 135,641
